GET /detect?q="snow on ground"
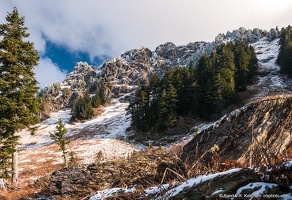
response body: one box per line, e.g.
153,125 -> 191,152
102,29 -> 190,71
157,168 -> 241,199
252,38 -> 280,73
70,138 -> 139,164
88,168 -> 292,199
234,182 -> 292,200
144,184 -> 171,197
87,169 -> 241,199
67,100 -> 131,139
89,187 -> 136,200
16,98 -> 144,184
249,37 -> 292,100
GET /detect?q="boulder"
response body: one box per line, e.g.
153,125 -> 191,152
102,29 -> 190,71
49,167 -> 94,198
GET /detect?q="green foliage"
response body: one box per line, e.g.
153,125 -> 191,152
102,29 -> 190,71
50,119 -> 69,167
62,87 -> 71,97
92,81 -> 106,108
0,7 -> 41,179
128,41 -> 257,132
277,26 -> 292,76
72,91 -> 94,121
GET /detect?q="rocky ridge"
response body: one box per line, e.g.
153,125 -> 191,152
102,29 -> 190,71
181,95 -> 292,165
41,27 -> 280,112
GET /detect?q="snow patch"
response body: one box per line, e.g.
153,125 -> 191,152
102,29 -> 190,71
89,187 -> 136,200
235,182 -> 279,199
156,168 -> 241,199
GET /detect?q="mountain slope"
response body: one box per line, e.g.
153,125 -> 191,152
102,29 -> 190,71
5,26 -> 292,199
181,95 -> 292,164
41,28 -> 280,111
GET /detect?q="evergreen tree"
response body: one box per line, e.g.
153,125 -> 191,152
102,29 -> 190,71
0,7 -> 41,182
234,43 -> 249,91
277,26 -> 292,76
156,84 -> 178,131
91,81 -> 106,108
72,91 -> 94,121
50,119 -> 69,167
128,41 -> 257,132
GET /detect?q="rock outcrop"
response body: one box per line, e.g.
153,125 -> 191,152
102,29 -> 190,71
47,153 -> 186,199
181,95 -> 292,165
40,28 -> 280,112
49,168 -> 95,198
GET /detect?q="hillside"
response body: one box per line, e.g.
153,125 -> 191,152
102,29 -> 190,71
181,95 -> 292,164
40,28 -> 280,112
2,27 -> 292,199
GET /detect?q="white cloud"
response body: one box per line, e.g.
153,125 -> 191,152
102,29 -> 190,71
2,0 -> 291,56
1,0 -> 292,86
34,58 -> 67,88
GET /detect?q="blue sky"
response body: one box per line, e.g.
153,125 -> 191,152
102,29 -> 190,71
44,39 -> 108,72
1,0 -> 292,87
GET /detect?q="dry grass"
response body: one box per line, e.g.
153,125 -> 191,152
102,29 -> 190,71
3,139 -> 291,199
1,188 -> 36,200
93,105 -> 104,117
18,144 -> 63,185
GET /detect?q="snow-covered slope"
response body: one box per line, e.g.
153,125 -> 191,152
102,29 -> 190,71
14,27 -> 292,198
248,37 -> 292,100
17,98 -> 144,183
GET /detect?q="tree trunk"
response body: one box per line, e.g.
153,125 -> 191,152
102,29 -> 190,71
12,151 -> 18,184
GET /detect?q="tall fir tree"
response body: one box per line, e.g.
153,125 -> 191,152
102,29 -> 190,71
277,26 -> 292,76
0,7 -> 40,182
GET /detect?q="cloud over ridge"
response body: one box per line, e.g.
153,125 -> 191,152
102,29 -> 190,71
1,0 -> 292,86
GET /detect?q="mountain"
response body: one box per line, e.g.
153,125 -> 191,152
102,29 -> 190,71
40,27 -> 280,112
6,27 -> 292,199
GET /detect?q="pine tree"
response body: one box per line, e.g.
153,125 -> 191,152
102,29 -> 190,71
91,82 -> 106,108
72,91 -> 94,121
234,42 -> 250,91
0,7 -> 41,182
50,119 -> 69,167
156,84 -> 178,131
277,26 -> 292,76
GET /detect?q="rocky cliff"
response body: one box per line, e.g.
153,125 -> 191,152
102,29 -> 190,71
181,95 -> 292,165
40,27 -> 280,112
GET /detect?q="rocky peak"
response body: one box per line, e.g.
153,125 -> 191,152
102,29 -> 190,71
121,47 -> 152,64
155,42 -> 178,59
63,62 -> 97,89
215,27 -> 280,44
41,27 -> 283,111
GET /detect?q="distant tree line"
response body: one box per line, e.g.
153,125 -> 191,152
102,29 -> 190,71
277,25 -> 292,76
128,42 -> 258,132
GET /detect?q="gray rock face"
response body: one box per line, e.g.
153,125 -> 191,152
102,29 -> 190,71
41,27 -> 280,112
181,95 -> 292,165
215,27 -> 279,44
64,62 -> 97,90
